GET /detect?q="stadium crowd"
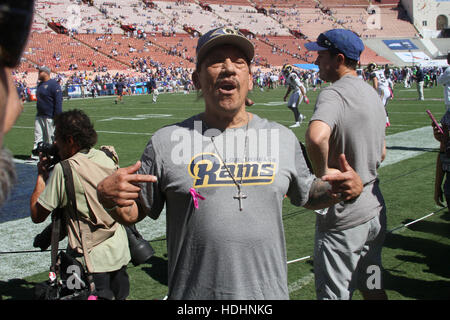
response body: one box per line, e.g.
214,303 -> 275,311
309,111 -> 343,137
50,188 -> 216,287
12,63 -> 448,103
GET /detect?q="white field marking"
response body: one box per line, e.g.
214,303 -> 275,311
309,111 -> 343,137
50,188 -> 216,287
388,124 -> 423,127
288,273 -> 315,294
0,219 -> 69,279
258,101 -> 286,106
0,209 -> 167,281
0,163 -> 165,281
287,255 -> 311,264
11,126 -> 153,136
97,130 -> 152,135
97,114 -> 172,122
388,111 -> 444,115
0,126 -> 439,281
381,126 -> 439,167
13,159 -> 37,165
11,126 -> 35,129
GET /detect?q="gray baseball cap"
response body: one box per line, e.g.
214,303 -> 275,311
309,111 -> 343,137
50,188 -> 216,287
196,27 -> 254,68
38,66 -> 51,74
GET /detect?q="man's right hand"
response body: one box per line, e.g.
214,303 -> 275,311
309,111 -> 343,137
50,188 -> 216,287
97,160 -> 157,209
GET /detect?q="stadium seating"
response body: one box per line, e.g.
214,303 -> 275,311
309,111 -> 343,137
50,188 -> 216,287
99,0 -> 172,33
15,0 -> 430,81
35,0 -> 123,33
155,0 -> 218,34
153,33 -> 197,63
274,7 -> 337,40
262,36 -> 315,63
254,0 -> 316,8
208,4 -> 291,36
75,33 -> 195,68
195,0 -> 252,5
18,32 -> 127,73
320,0 -> 370,6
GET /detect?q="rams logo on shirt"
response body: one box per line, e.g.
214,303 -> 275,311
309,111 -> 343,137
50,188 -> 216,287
188,153 -> 276,188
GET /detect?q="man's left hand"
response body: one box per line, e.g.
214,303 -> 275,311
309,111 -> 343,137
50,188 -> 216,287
321,154 -> 363,202
37,154 -> 51,181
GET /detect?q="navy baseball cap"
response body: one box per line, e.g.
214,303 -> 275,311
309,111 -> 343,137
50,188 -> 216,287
304,29 -> 364,61
196,27 -> 254,67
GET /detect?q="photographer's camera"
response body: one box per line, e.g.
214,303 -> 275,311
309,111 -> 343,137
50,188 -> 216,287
32,141 -> 61,169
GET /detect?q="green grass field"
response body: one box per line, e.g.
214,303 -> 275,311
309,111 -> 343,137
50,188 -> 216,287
1,82 -> 450,300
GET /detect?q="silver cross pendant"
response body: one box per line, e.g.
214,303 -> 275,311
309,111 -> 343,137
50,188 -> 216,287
233,188 -> 247,211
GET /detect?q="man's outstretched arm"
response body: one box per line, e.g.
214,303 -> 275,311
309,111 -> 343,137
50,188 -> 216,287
97,161 -> 157,225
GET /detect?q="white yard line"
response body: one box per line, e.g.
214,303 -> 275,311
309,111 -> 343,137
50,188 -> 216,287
288,273 -> 315,294
381,126 -> 438,167
12,126 -> 153,136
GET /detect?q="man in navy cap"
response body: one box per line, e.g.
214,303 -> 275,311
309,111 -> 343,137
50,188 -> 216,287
30,66 -> 62,160
304,29 -> 388,300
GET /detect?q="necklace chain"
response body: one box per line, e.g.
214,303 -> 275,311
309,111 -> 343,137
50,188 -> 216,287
208,113 -> 250,210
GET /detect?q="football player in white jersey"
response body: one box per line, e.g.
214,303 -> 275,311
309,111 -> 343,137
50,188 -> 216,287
282,64 -> 309,128
368,62 -> 393,127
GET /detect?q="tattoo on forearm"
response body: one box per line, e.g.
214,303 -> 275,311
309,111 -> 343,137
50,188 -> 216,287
305,178 -> 334,209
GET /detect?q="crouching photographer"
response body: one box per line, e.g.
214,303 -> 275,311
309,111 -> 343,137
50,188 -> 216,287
30,109 -> 131,300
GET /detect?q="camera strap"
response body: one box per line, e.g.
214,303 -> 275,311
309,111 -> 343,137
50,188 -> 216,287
60,160 -> 96,294
50,208 -> 64,274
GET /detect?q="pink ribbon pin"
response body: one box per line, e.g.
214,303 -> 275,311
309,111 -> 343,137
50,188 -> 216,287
190,188 -> 205,209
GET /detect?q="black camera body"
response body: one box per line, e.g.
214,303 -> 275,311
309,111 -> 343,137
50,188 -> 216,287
0,0 -> 35,67
32,141 -> 61,170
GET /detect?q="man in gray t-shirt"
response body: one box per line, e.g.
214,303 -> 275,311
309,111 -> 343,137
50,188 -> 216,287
97,27 -> 364,300
310,75 -> 386,231
305,29 -> 387,300
137,114 -> 315,299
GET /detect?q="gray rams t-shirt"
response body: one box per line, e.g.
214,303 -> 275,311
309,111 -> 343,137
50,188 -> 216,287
137,113 -> 315,299
310,75 -> 386,232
